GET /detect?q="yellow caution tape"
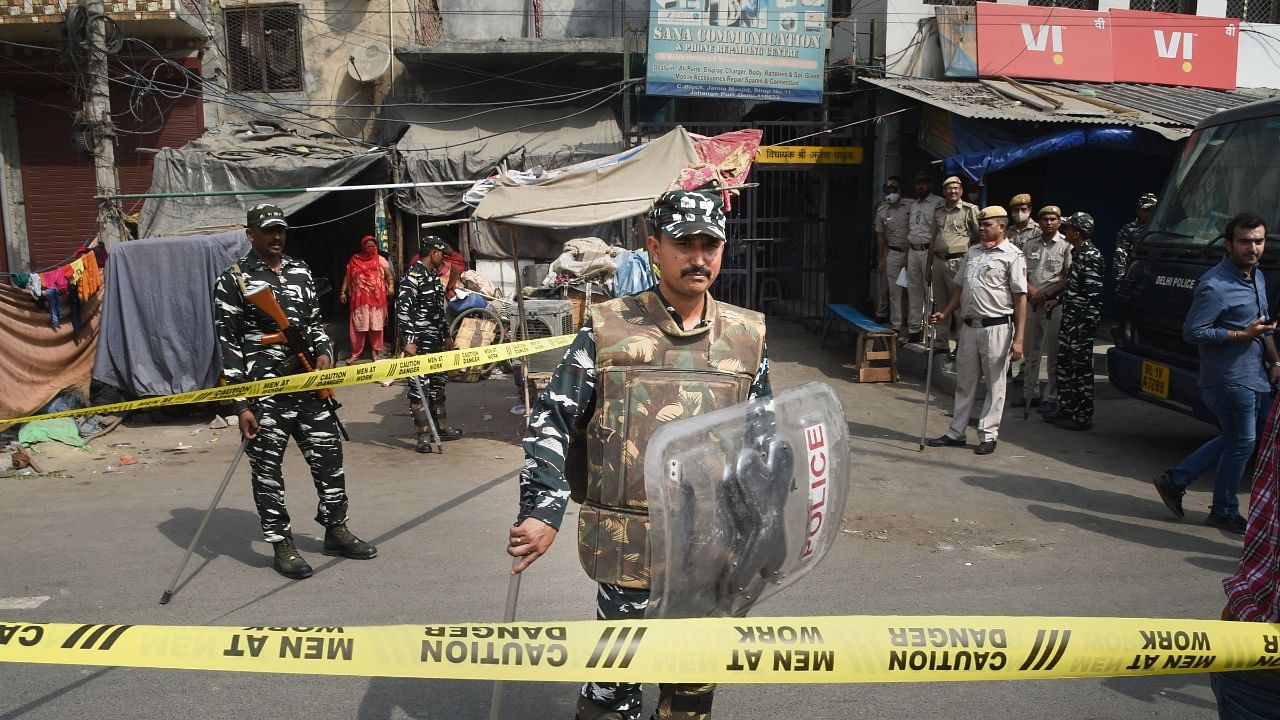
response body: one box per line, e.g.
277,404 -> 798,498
1,336 -> 573,427
1,616 -> 1277,682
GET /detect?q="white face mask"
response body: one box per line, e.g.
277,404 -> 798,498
1012,210 -> 1031,225
885,192 -> 901,204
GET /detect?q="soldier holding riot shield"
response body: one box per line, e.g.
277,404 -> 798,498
506,189 -> 772,720
213,204 -> 377,580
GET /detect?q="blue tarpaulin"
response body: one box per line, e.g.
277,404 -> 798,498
944,126 -> 1168,182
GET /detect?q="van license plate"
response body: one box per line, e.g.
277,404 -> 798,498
1141,361 -> 1170,399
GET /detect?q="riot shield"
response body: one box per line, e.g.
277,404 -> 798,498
644,382 -> 850,618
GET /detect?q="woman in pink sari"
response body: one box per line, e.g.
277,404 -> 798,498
339,235 -> 393,362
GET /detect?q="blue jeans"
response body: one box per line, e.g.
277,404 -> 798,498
1168,384 -> 1271,518
1212,671 -> 1280,720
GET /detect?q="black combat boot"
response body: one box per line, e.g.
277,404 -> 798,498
271,534 -> 313,579
429,400 -> 464,441
322,524 -> 378,559
410,402 -> 433,453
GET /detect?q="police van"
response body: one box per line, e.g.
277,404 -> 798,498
1108,98 -> 1280,424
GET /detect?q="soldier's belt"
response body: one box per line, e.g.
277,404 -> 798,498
0,336 -> 574,426
0,616 -> 1277,683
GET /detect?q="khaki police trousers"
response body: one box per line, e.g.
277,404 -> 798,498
947,321 -> 1013,443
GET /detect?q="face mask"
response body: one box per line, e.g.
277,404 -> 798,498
885,192 -> 900,204
915,188 -> 929,200
1012,210 -> 1030,224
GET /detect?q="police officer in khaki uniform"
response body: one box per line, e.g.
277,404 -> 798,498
926,206 -> 1028,455
906,171 -> 943,342
1005,193 -> 1041,250
875,176 -> 911,337
1021,205 -> 1072,412
928,175 -> 980,362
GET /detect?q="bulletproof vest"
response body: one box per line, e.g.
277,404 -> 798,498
576,290 -> 765,588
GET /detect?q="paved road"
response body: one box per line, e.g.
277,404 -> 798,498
0,321 -> 1239,719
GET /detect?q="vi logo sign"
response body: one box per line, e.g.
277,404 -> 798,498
1020,23 -> 1065,65
1153,30 -> 1194,72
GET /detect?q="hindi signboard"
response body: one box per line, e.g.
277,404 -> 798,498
646,0 -> 830,104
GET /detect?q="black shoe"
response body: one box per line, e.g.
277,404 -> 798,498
415,433 -> 433,453
946,351 -> 957,363
271,536 -> 313,579
974,440 -> 997,455
1042,411 -> 1060,423
1038,400 -> 1058,415
926,435 -> 966,448
322,524 -> 378,559
1025,397 -> 1041,408
1152,472 -> 1185,519
1205,513 -> 1247,535
907,331 -> 923,344
1053,416 -> 1092,431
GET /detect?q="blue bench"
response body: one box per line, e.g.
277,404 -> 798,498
820,304 -> 899,382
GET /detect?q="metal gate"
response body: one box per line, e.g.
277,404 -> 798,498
636,121 -> 864,320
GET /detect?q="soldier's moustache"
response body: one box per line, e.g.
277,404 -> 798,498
681,265 -> 712,278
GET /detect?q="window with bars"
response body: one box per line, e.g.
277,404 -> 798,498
1027,0 -> 1100,9
1129,0 -> 1197,12
1227,0 -> 1279,22
225,5 -> 304,93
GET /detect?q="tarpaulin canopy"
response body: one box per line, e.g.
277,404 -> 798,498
943,126 -> 1169,182
393,104 -> 625,217
136,124 -> 385,238
0,279 -> 100,421
473,127 -> 700,228
93,230 -> 249,398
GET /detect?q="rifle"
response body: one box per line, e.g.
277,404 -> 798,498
241,279 -> 350,440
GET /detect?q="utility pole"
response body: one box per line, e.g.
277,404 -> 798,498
82,0 -> 128,248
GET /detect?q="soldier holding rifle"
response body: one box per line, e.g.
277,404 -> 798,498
213,203 -> 377,580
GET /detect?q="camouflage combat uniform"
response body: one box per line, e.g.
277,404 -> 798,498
1113,218 -> 1144,289
519,287 -> 770,720
213,252 -> 348,542
1054,242 -> 1106,425
395,259 -> 448,404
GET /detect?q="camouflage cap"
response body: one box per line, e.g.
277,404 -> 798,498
246,203 -> 287,229
1137,193 -> 1159,209
420,235 -> 448,254
1064,211 -> 1095,236
648,189 -> 727,242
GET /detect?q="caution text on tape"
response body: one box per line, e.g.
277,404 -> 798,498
1,335 -> 574,427
2,616 -> 1278,683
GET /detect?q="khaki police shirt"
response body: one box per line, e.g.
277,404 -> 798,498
874,201 -> 911,250
1004,221 -> 1042,251
933,201 -> 980,255
907,193 -> 943,248
1025,231 -> 1071,289
955,241 -> 1028,319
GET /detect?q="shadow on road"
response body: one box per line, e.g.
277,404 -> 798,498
1026,504 -> 1242,558
1101,674 -> 1217,711
357,678 -> 576,719
157,506 -> 269,570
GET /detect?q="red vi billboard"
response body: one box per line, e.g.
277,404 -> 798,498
1110,10 -> 1239,90
976,3 -> 1114,83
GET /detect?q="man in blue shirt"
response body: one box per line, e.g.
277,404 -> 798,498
1154,213 -> 1280,534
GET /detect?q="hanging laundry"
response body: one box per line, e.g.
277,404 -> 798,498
28,270 -> 41,300
44,287 -> 61,329
10,272 -> 29,289
67,281 -> 83,336
42,268 -> 67,292
75,250 -> 101,301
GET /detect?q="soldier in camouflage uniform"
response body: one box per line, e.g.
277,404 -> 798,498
1113,192 -> 1157,293
395,236 -> 462,451
213,204 -> 377,580
1048,212 -> 1106,431
507,189 -> 771,720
